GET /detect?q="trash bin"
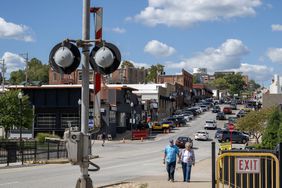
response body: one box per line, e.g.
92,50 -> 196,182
6,142 -> 18,163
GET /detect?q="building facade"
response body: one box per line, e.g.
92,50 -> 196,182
157,69 -> 193,108
109,66 -> 148,84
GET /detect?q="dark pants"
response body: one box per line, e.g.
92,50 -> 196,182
182,162 -> 192,182
166,161 -> 176,180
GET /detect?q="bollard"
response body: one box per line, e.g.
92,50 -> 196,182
122,138 -> 125,143
141,137 -> 143,142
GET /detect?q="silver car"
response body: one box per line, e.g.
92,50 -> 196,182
195,130 -> 209,141
204,120 -> 217,130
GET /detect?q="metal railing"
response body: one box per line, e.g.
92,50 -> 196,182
0,140 -> 67,166
216,150 -> 280,188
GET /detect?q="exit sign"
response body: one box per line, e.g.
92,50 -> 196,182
236,158 -> 260,173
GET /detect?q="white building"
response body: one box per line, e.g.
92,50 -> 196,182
269,74 -> 282,94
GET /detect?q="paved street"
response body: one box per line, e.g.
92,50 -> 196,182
0,106 -> 243,188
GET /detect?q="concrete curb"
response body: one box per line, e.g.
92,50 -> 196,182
26,155 -> 99,165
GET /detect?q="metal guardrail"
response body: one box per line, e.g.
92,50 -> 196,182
0,140 -> 67,166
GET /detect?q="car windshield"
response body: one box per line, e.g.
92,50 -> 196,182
161,121 -> 171,124
177,137 -> 189,141
197,131 -> 207,134
206,121 -> 214,123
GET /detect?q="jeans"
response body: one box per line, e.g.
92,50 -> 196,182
166,161 -> 176,180
182,162 -> 192,182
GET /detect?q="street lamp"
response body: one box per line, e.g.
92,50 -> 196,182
17,91 -> 23,165
130,102 -> 134,139
78,99 -> 81,130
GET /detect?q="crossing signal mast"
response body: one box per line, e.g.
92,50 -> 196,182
49,1 -> 121,187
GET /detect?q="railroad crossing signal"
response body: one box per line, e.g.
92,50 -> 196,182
49,41 -> 121,75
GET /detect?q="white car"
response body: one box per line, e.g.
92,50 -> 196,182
195,130 -> 209,141
204,120 -> 217,130
200,105 -> 209,112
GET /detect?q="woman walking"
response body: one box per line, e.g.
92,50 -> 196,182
180,142 -> 195,182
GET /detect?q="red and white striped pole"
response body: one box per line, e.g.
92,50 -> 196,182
91,7 -> 103,130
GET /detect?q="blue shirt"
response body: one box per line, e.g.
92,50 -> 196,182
164,145 -> 179,163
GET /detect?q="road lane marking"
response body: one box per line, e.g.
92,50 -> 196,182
0,181 -> 19,186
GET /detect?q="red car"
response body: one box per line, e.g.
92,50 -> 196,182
175,136 -> 193,148
223,107 -> 232,114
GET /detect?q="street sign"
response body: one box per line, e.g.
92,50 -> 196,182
89,119 -> 94,128
236,158 -> 260,173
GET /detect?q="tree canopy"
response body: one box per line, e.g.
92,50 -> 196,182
121,60 -> 134,68
0,90 -> 33,138
262,107 -> 282,149
9,58 -> 49,85
236,108 -> 274,144
145,64 -> 164,83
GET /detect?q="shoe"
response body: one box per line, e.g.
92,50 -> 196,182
170,179 -> 174,182
167,178 -> 170,181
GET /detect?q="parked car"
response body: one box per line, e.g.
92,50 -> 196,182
212,105 -> 221,113
228,116 -> 237,124
216,112 -> 226,120
159,120 -> 175,129
204,120 -> 217,130
175,136 -> 193,148
216,130 -> 249,144
230,103 -> 237,110
151,122 -> 162,130
180,112 -> 194,120
237,110 -> 246,118
194,130 -> 209,141
223,107 -> 232,114
200,105 -> 209,112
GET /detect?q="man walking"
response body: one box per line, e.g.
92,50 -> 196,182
163,139 -> 180,182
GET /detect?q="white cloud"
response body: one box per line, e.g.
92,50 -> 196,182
131,0 -> 261,27
1,52 -> 25,77
112,27 -> 126,34
271,24 -> 282,31
267,48 -> 282,63
231,63 -> 273,81
144,40 -> 176,57
0,17 -> 34,42
166,39 -> 249,71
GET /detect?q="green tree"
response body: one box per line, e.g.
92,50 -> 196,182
121,60 -> 134,68
262,107 -> 282,149
236,108 -> 273,144
10,70 -> 25,85
0,90 -> 33,139
9,58 -> 49,85
210,77 -> 229,90
27,58 -> 49,84
193,75 -> 201,84
145,64 -> 164,83
224,73 -> 245,95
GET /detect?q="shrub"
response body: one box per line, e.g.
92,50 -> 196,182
36,133 -> 60,143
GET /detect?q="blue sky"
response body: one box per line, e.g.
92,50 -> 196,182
1,0 -> 282,87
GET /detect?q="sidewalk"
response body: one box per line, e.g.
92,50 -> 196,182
100,158 -> 212,188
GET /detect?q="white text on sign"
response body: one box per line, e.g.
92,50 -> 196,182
236,158 -> 260,173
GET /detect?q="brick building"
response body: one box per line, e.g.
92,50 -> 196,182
157,69 -> 193,108
109,66 -> 148,84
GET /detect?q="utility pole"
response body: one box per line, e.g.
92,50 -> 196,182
77,0 -> 92,188
19,53 -> 29,84
0,59 -> 5,91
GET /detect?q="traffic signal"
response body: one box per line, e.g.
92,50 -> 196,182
89,42 -> 121,75
49,41 -> 81,74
